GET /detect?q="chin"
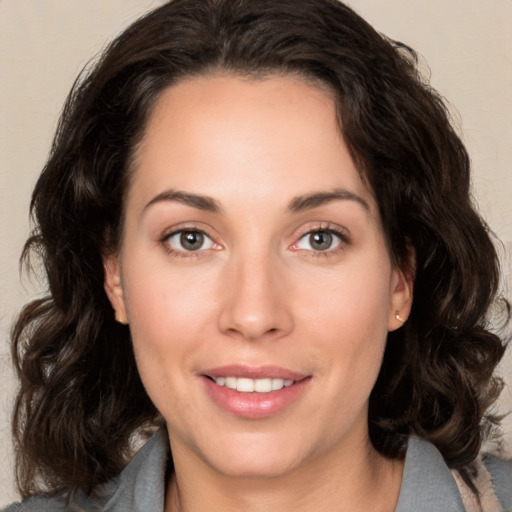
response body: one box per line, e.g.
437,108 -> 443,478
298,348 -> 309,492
209,454 -> 301,480
192,429 -> 314,480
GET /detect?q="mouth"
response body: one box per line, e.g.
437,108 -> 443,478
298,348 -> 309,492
201,365 -> 311,419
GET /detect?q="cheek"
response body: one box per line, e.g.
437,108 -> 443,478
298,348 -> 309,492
119,255 -> 220,384
121,273 -> 214,421
297,262 -> 392,388
298,260 -> 392,338
122,253 -> 219,334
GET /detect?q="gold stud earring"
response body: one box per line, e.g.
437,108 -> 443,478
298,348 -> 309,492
116,314 -> 128,325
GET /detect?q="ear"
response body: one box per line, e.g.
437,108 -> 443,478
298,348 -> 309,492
388,255 -> 415,332
103,254 -> 128,325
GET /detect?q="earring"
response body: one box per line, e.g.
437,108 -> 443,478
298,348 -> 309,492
116,314 -> 128,325
395,312 -> 405,324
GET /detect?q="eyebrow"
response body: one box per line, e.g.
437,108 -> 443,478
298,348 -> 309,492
288,188 -> 370,212
143,189 -> 223,214
143,187 -> 369,215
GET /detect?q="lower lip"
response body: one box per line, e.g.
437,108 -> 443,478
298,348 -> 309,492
203,377 -> 310,419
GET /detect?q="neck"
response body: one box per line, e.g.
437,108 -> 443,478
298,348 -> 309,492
165,433 -> 404,512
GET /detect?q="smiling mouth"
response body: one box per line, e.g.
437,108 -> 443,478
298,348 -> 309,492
203,370 -> 310,418
210,376 -> 295,393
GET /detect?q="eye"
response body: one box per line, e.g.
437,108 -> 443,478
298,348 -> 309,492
165,230 -> 216,252
295,229 -> 344,252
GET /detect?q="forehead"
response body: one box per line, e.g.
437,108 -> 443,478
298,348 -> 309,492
130,73 -> 375,215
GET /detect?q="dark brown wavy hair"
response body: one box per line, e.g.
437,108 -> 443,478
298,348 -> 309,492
11,0 -> 509,498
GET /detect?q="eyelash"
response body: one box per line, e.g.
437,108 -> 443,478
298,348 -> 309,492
159,225 -> 219,259
159,223 -> 350,259
291,224 -> 350,257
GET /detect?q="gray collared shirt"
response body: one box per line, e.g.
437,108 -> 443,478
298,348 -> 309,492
4,431 -> 511,511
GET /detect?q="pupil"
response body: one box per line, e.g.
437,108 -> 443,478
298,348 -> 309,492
310,231 -> 332,251
180,231 -> 203,251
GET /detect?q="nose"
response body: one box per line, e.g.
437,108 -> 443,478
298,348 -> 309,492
217,252 -> 294,342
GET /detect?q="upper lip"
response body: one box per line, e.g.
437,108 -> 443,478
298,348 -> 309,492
202,365 -> 309,381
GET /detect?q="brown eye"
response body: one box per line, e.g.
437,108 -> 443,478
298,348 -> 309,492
180,231 -> 204,251
166,230 -> 215,252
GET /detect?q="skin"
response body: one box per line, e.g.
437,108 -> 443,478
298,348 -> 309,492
104,74 -> 413,512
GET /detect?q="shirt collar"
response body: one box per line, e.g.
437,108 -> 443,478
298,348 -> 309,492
395,437 -> 465,512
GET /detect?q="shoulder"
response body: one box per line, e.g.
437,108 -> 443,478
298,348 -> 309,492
451,453 -> 512,512
1,429 -> 170,512
1,495 -> 67,512
433,442 -> 512,512
482,452 -> 512,510
397,437 -> 512,512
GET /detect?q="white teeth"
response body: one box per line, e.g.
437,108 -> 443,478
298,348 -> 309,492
271,378 -> 284,391
213,376 -> 295,393
254,378 -> 272,392
236,378 -> 255,392
225,377 -> 237,390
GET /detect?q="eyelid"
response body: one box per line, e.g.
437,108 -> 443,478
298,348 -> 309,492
159,223 -> 222,255
167,230 -> 215,251
290,223 -> 350,252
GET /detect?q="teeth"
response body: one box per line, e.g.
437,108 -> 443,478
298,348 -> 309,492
254,378 -> 272,392
213,376 -> 295,393
271,378 -> 285,391
237,378 -> 255,392
225,377 -> 237,390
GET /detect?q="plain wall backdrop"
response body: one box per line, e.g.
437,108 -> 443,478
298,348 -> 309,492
1,0 -> 511,505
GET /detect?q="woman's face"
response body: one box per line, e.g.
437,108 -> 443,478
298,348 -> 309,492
105,74 -> 412,478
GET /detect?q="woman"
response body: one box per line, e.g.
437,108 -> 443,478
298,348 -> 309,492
3,0 -> 510,510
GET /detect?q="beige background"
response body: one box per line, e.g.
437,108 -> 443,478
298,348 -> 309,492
1,0 -> 511,505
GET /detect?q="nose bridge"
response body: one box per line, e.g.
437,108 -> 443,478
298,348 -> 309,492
218,246 -> 292,340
